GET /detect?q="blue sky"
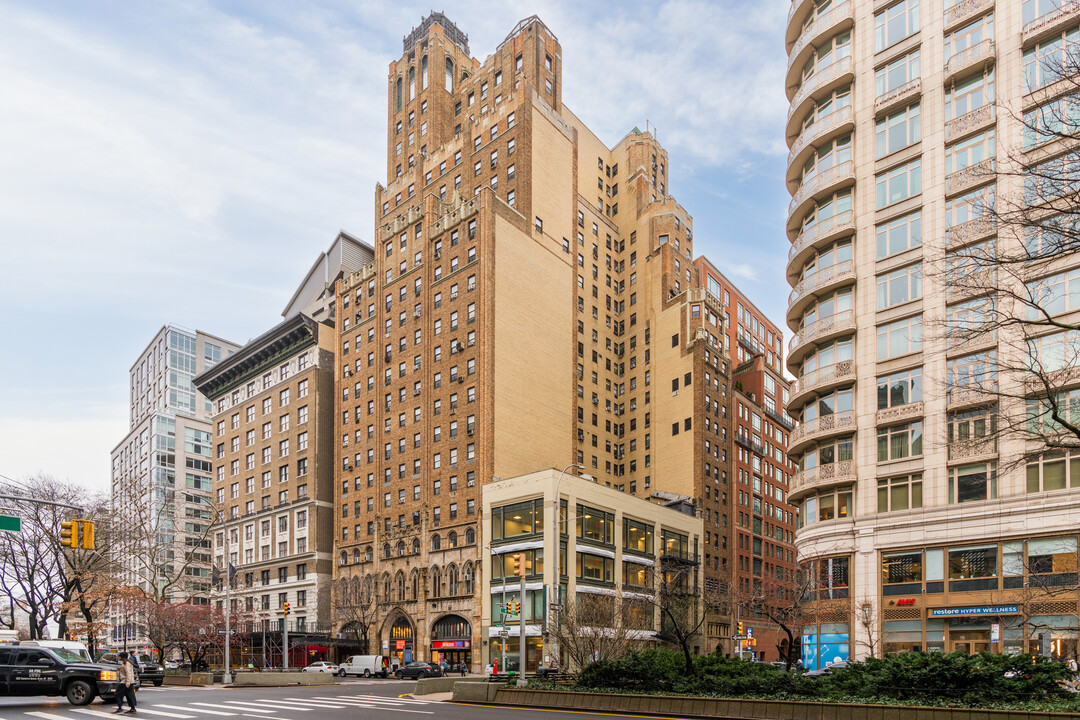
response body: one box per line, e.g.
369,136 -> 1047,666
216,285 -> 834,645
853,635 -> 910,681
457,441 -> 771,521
0,0 -> 792,491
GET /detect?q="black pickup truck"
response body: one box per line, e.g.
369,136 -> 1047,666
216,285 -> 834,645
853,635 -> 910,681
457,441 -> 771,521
0,645 -> 122,705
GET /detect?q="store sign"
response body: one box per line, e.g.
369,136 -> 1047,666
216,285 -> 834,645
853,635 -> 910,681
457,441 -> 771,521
396,640 -> 406,650
895,599 -> 916,606
930,605 -> 1019,617
382,640 -> 389,651
433,640 -> 470,649
991,623 -> 1000,642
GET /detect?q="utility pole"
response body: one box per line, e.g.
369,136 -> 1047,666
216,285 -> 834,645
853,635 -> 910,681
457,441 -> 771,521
517,558 -> 527,687
223,522 -> 232,684
282,605 -> 290,671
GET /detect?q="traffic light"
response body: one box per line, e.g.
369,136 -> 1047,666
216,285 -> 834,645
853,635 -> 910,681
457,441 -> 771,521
737,621 -> 744,637
80,520 -> 95,550
283,602 -> 291,617
509,600 -> 519,615
60,520 -> 78,548
512,553 -> 526,577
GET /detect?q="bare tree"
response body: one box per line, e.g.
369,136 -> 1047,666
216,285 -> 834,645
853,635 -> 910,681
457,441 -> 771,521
551,591 -> 645,670
646,559 -> 725,674
736,569 -> 818,671
333,575 -> 378,654
0,475 -> 86,639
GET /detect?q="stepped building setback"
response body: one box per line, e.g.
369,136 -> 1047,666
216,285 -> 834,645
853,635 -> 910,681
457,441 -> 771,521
331,13 -> 797,671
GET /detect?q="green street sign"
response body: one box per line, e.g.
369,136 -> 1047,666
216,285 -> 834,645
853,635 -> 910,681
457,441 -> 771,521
0,515 -> 21,532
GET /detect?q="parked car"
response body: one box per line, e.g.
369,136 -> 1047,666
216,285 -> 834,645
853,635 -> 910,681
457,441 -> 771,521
803,660 -> 848,678
395,661 -> 442,680
338,655 -> 390,678
98,652 -> 165,687
0,645 -> 121,705
302,661 -> 339,674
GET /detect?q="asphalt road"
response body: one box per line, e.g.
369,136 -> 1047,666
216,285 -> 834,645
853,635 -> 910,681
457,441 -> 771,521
0,677 -> 679,720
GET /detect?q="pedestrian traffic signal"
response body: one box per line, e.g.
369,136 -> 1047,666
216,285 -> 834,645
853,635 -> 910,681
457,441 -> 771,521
513,553 -> 526,577
80,520 -> 95,550
283,602 -> 291,616
60,521 -> 78,548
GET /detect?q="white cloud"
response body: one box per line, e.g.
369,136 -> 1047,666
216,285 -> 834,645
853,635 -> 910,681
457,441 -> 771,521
727,263 -> 760,282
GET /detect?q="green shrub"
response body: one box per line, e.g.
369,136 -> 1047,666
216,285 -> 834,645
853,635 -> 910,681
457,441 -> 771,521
677,655 -> 799,697
576,649 -> 683,692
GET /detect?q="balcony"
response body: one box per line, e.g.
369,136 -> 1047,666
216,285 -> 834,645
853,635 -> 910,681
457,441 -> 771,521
789,460 -> 857,500
946,215 -> 995,249
1023,1 -> 1080,44
788,105 -> 855,179
946,103 -> 995,140
874,78 -> 921,117
786,1 -> 854,95
788,259 -> 855,321
946,0 -> 995,30
788,309 -> 856,366
789,410 -> 855,454
947,381 -> 997,409
735,432 -> 765,456
789,360 -> 856,410
945,158 -> 995,196
788,160 -> 855,222
944,39 -> 995,84
765,406 -> 795,431
788,210 -> 855,272
876,401 -> 924,427
787,56 -> 854,132
948,436 -> 998,463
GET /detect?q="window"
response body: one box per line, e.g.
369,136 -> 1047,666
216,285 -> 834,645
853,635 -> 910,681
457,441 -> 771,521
875,104 -> 920,158
876,211 -> 921,259
801,31 -> 851,84
945,130 -> 995,183
874,0 -> 919,52
877,421 -> 923,462
945,13 -> 993,63
1024,94 -> 1080,149
800,134 -> 851,184
1026,268 -> 1080,320
949,463 -> 997,503
877,474 -> 923,512
877,368 -> 923,409
946,184 -> 994,229
1027,453 -> 1080,492
946,297 -> 995,349
797,486 -> 854,528
875,50 -> 920,98
1024,27 -> 1080,92
876,263 -> 922,308
1025,0 -> 1076,24
875,158 -> 921,208
946,70 -> 994,122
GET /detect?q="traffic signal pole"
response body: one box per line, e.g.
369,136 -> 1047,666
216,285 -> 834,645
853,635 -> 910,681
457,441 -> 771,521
518,567 -> 527,687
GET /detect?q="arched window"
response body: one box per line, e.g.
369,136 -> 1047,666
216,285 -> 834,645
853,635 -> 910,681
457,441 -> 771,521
463,562 -> 475,594
412,538 -> 420,554
409,67 -> 415,101
396,540 -> 406,557
352,548 -> 360,563
448,564 -> 459,595
396,78 -> 403,112
445,57 -> 453,92
383,543 -> 391,559
396,571 -> 405,601
465,527 -> 476,545
410,569 -> 419,599
339,551 -> 347,566
430,566 -> 441,598
382,573 -> 391,601
364,546 -> 373,562
448,531 -> 458,548
421,56 -> 428,90
432,534 -> 441,550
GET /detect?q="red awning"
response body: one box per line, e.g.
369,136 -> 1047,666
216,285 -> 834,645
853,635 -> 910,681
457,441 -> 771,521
305,644 -> 328,652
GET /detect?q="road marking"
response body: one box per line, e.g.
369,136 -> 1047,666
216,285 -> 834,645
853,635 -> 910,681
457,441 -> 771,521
123,708 -> 197,719
154,705 -> 237,716
27,713 -> 78,720
275,699 -> 349,708
211,704 -> 278,714
220,702 -> 308,713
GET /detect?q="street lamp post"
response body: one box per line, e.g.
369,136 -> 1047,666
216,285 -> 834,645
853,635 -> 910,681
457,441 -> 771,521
548,464 -> 588,672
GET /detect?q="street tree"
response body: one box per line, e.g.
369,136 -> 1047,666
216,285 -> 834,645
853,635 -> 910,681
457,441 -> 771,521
647,559 -> 725,674
550,591 -> 645,670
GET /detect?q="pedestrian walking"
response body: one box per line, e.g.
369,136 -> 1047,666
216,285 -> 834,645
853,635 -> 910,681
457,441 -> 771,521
460,662 -> 467,676
113,651 -> 138,714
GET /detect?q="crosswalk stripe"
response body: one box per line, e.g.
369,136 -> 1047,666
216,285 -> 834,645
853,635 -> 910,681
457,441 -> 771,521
207,705 -> 277,714
27,712 -> 76,720
331,695 -> 433,705
271,700 -> 347,708
70,709 -> 123,718
154,705 -> 236,716
220,703 -> 306,713
123,708 -> 196,719
194,704 -> 257,713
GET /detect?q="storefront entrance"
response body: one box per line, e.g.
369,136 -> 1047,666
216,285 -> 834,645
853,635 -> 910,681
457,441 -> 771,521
431,614 -> 471,672
949,629 -> 990,654
388,616 -> 414,670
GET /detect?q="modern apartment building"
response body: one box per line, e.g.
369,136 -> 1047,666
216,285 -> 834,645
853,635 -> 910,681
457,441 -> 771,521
109,326 -> 238,645
193,233 -> 372,653
331,12 -> 795,670
785,0 -> 1080,668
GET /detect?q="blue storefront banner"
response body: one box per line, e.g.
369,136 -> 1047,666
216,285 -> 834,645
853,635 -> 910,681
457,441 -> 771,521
930,605 -> 1019,617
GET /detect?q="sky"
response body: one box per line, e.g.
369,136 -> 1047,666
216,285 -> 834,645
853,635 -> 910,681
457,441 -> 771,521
0,0 -> 792,493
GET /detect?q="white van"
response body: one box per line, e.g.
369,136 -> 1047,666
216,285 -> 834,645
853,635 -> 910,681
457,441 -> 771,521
338,655 -> 389,678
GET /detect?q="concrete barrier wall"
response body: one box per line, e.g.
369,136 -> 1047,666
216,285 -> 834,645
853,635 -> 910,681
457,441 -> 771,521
414,677 -> 489,695
485,688 -> 1080,720
231,672 -> 335,686
451,681 -> 500,703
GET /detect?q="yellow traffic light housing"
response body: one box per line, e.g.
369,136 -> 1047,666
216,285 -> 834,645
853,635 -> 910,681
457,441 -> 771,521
283,601 -> 291,616
80,520 -> 95,550
60,521 -> 78,548
513,553 -> 527,577
737,621 -> 744,636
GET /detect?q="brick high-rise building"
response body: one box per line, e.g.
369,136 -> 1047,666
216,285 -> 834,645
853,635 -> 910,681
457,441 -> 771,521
331,13 -> 794,670
785,0 -> 1080,668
